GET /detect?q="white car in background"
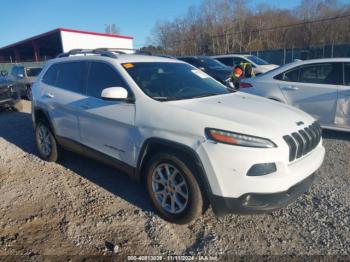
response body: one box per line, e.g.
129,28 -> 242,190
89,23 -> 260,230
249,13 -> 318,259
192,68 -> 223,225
212,54 -> 279,75
240,58 -> 350,132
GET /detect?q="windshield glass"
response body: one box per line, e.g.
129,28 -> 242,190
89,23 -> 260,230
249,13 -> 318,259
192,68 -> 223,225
26,67 -> 42,77
123,62 -> 232,101
199,57 -> 229,70
247,55 -> 269,65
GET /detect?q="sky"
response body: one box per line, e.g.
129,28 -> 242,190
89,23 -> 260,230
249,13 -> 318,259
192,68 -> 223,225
0,0 -> 300,49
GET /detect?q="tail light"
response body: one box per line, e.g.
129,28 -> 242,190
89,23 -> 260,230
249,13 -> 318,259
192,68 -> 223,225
240,82 -> 253,88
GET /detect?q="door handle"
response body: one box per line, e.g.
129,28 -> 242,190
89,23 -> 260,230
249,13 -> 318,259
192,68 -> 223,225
44,92 -> 54,98
282,86 -> 299,91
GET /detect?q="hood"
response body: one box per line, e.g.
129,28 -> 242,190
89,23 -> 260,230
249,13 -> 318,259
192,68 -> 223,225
167,92 -> 314,139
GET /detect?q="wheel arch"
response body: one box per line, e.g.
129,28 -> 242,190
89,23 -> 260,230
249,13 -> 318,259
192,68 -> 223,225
136,138 -> 213,205
33,107 -> 56,135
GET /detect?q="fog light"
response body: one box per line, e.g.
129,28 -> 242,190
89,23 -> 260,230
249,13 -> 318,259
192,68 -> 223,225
247,163 -> 276,176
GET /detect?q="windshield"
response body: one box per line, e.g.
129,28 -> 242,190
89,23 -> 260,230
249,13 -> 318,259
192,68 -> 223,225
26,67 -> 42,77
199,57 -> 229,70
247,55 -> 270,65
123,62 -> 232,101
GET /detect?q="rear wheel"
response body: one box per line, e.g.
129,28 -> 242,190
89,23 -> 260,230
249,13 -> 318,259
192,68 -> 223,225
145,152 -> 204,224
35,121 -> 59,162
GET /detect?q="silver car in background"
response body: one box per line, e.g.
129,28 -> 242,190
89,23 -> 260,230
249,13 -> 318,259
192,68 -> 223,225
240,58 -> 350,132
212,54 -> 279,75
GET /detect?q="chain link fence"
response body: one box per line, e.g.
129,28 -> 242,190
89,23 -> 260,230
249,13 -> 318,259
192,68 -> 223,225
0,61 -> 45,73
249,43 -> 350,65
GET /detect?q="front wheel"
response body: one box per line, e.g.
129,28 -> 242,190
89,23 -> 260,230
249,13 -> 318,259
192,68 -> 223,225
145,152 -> 204,224
26,86 -> 32,101
35,121 -> 59,162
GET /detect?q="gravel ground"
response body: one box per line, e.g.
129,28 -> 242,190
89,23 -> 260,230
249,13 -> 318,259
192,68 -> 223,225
0,100 -> 349,259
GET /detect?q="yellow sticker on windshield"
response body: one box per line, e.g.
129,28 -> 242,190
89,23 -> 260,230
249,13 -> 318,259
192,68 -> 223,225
123,63 -> 134,69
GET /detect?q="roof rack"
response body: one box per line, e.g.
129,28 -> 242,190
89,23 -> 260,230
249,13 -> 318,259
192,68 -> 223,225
56,48 -> 151,58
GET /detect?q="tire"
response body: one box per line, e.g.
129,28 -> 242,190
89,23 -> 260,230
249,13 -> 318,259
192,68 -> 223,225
26,86 -> 32,101
145,151 -> 204,224
12,100 -> 23,112
35,121 -> 59,162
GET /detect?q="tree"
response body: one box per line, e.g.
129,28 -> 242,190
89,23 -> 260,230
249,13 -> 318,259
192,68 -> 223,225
105,24 -> 119,35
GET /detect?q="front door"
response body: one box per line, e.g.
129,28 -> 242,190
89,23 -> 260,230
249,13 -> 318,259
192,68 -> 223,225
78,61 -> 136,166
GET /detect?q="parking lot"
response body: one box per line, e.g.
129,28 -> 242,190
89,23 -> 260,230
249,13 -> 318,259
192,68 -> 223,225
0,100 -> 349,257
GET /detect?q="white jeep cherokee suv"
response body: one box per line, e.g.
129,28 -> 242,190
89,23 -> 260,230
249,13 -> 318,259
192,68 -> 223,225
31,49 -> 325,224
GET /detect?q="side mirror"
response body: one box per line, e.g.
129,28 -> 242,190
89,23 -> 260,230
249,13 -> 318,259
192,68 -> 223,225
101,87 -> 132,102
17,74 -> 24,78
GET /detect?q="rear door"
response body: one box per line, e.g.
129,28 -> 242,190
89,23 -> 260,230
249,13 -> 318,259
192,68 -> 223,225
78,61 -> 136,165
279,62 -> 341,126
41,61 -> 87,142
335,62 -> 350,127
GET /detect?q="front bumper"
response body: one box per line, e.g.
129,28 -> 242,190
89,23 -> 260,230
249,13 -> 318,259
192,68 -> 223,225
211,173 -> 315,216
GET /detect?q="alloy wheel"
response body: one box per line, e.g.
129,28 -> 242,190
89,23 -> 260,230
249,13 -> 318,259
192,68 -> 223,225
151,163 -> 189,214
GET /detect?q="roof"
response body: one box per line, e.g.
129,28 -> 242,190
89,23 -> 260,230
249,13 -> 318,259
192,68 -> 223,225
211,54 -> 251,58
50,53 -> 185,64
0,28 -> 133,50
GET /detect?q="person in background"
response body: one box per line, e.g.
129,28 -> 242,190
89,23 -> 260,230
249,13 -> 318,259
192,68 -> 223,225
229,65 -> 244,90
242,62 -> 255,78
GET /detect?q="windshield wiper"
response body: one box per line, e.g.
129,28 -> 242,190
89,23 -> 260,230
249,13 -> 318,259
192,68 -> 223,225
190,93 -> 219,99
153,96 -> 180,101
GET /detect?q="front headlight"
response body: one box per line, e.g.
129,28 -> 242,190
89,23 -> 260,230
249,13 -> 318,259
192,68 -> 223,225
205,128 -> 277,148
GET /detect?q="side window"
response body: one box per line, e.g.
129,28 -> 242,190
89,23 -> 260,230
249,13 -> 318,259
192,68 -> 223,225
285,68 -> 300,82
232,57 -> 245,66
86,62 -> 126,98
11,67 -> 17,76
274,68 -> 299,82
55,62 -> 85,93
181,58 -> 199,67
217,57 -> 233,67
17,67 -> 25,76
343,63 -> 350,86
42,64 -> 59,85
298,63 -> 340,85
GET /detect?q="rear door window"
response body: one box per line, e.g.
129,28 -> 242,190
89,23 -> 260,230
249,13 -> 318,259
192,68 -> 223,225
86,62 -> 126,98
55,62 -> 85,93
298,63 -> 341,85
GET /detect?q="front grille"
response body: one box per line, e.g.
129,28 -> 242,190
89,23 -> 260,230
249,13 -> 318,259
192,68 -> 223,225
283,122 -> 322,162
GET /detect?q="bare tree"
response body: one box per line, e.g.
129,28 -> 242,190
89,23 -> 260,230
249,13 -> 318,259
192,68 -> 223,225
105,24 -> 119,35
149,0 -> 350,56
